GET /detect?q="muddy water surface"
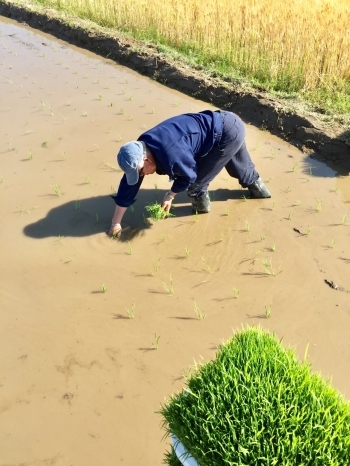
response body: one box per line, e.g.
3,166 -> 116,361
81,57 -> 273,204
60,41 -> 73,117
0,16 -> 349,466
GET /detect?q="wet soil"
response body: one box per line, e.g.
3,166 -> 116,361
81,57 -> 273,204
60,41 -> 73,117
0,15 -> 349,466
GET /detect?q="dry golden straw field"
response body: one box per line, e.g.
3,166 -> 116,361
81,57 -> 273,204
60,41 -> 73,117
33,0 -> 350,113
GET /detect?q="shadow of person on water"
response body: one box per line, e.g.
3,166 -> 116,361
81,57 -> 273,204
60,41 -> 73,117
23,188 -> 245,242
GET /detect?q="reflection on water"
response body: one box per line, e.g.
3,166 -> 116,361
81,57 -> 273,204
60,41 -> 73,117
301,158 -> 349,203
302,157 -> 335,178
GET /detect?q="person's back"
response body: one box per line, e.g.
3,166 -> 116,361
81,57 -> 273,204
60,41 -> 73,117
139,110 -> 222,162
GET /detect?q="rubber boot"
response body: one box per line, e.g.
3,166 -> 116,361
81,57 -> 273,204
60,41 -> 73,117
189,192 -> 211,213
248,177 -> 271,198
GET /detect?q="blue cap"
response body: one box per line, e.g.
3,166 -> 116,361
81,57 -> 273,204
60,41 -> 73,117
117,141 -> 144,185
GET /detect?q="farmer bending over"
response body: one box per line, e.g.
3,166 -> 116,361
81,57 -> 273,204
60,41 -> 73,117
108,110 -> 270,238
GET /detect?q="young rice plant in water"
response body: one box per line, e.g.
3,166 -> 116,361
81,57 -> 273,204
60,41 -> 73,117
160,327 -> 350,466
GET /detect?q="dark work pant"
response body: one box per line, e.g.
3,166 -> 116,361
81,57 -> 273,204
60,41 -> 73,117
188,111 -> 259,198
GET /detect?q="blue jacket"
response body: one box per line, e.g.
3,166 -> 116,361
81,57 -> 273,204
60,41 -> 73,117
112,110 -> 223,207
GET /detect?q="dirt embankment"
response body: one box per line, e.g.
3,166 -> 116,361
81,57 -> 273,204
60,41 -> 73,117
0,0 -> 349,174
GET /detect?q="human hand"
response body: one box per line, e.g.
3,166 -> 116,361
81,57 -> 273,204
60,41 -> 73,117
108,223 -> 122,238
161,192 -> 174,212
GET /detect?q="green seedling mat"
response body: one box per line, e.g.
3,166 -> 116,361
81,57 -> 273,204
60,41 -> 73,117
161,327 -> 350,466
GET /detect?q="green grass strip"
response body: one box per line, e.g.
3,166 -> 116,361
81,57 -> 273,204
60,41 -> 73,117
160,327 -> 350,465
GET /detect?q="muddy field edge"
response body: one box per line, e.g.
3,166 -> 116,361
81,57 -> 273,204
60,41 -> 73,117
0,0 -> 349,174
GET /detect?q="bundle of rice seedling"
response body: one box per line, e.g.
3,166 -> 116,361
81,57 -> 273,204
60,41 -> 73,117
146,202 -> 174,221
160,327 -> 350,465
